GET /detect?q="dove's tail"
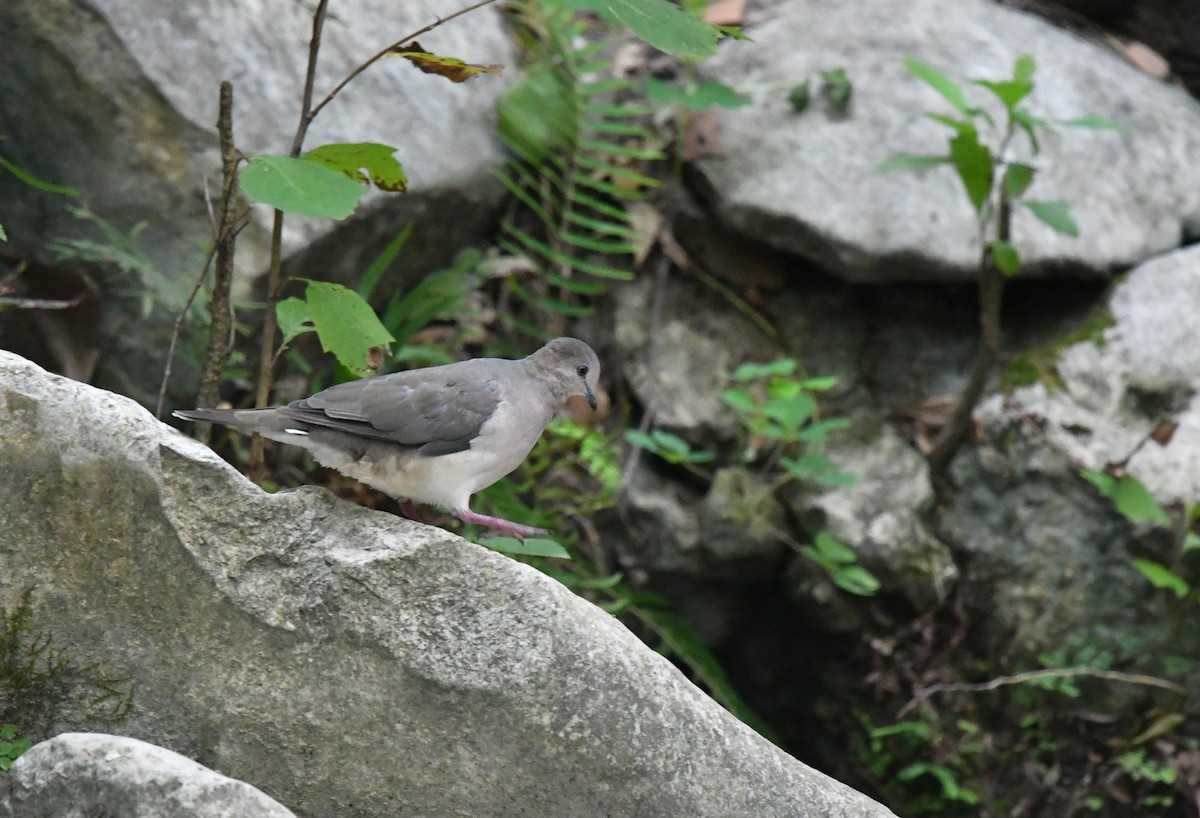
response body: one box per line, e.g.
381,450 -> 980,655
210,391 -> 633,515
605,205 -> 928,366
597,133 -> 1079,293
173,407 -> 300,439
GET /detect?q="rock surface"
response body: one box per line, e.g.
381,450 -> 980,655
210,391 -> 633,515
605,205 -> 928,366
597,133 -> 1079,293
0,351 -> 896,818
1,733 -> 296,818
695,0 -> 1200,282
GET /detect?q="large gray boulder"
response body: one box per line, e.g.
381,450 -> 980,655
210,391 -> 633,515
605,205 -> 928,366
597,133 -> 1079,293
1,733 -> 296,818
695,0 -> 1200,282
0,351 -> 895,818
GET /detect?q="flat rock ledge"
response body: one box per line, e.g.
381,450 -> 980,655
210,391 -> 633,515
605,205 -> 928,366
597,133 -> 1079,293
0,351 -> 895,818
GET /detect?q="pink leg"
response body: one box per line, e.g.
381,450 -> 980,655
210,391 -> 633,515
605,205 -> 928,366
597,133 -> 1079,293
454,508 -> 549,539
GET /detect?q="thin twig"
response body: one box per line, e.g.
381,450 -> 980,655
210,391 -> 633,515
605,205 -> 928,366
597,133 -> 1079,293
156,242 -> 220,419
910,666 -> 1186,704
305,0 -> 503,126
195,81 -> 244,443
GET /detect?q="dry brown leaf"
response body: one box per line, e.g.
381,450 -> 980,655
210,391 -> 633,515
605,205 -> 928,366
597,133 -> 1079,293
390,41 -> 502,83
704,0 -> 746,26
681,112 -> 724,162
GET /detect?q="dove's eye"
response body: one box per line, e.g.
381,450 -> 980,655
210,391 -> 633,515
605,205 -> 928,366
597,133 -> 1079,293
576,364 -> 589,377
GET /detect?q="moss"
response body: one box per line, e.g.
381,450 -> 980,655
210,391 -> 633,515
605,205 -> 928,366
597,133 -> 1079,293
1003,307 -> 1115,391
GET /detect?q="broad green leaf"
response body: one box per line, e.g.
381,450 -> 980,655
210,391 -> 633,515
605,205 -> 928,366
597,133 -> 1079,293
482,536 -> 571,559
1023,199 -> 1079,237
904,58 -> 971,115
800,376 -> 839,391
582,0 -> 719,59
989,240 -> 1021,275
719,387 -> 757,412
300,280 -> 395,377
813,530 -> 856,564
644,77 -> 750,110
0,153 -> 79,196
833,565 -> 882,596
731,358 -> 797,381
1132,559 -> 1190,599
780,452 -> 857,487
276,297 -> 314,345
304,143 -> 407,192
1081,470 -> 1170,525
949,130 -> 994,212
1013,54 -> 1036,84
798,417 -> 852,443
240,154 -> 364,218
1004,162 -> 1036,198
973,78 -> 1033,111
878,153 -> 952,172
1057,113 -> 1122,130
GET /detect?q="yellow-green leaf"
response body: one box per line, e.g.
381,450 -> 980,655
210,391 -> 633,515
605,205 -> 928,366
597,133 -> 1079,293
304,143 -> 407,192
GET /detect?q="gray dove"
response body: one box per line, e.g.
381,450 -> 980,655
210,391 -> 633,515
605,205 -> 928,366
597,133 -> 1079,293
175,337 -> 601,537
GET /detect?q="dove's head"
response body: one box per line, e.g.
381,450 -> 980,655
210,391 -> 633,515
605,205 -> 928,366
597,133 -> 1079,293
531,337 -> 601,411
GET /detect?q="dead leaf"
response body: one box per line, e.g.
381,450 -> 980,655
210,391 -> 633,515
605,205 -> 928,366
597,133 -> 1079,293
681,112 -> 724,162
390,41 -> 502,83
704,0 -> 746,26
626,201 -> 662,266
1105,35 -> 1171,80
1150,419 -> 1179,447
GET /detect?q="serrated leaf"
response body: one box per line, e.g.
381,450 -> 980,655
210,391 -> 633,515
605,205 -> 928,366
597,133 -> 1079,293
300,280 -> 395,377
990,240 -> 1021,275
304,143 -> 407,192
240,154 -> 364,218
1023,199 -> 1079,237
276,297 -> 314,345
949,130 -> 994,212
1004,162 -> 1036,198
878,152 -> 952,172
644,77 -> 750,110
904,58 -> 971,115
482,537 -> 571,559
1132,559 -> 1190,599
390,41 -> 503,83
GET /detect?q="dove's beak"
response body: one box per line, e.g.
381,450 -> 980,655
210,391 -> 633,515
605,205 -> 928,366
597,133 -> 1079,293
585,386 -> 598,411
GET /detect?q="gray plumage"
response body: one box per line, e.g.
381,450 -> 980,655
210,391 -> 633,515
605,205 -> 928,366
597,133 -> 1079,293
175,337 -> 601,537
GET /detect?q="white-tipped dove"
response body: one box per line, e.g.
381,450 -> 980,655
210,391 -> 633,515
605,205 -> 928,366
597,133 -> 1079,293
175,337 -> 601,537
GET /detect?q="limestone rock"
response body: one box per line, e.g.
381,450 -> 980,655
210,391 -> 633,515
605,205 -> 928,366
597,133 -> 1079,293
695,0 -> 1200,282
1,733 -> 297,818
0,351 -> 896,818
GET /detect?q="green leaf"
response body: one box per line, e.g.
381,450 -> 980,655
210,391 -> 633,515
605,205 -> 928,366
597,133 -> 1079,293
570,0 -> 719,59
1132,559 -> 1190,599
832,565 -> 882,596
1081,470 -> 1170,525
719,387 -> 757,412
0,152 -> 80,197
1004,162 -> 1036,198
923,112 -> 976,135
1183,532 -> 1200,552
949,130 -> 994,212
812,530 -> 856,564
989,240 -> 1021,275
304,142 -> 407,192
276,297 -> 315,345
904,58 -> 971,115
498,64 -> 576,159
797,417 -> 852,443
800,376 -> 839,391
731,358 -> 797,381
240,154 -> 364,218
1012,108 -> 1043,154
482,536 -> 571,559
780,452 -> 857,487
1057,113 -> 1122,130
973,78 -> 1034,111
644,77 -> 750,110
1023,199 -> 1079,237
878,152 -> 952,172
0,223 -> 6,241
299,280 -> 395,377
1013,54 -> 1037,84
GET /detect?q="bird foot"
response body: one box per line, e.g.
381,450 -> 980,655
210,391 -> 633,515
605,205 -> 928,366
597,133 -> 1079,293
454,509 -> 549,539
